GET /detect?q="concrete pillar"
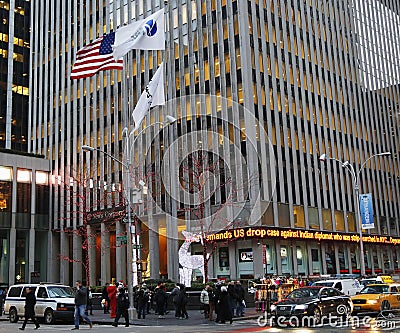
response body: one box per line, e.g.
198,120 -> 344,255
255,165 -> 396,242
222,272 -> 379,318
166,214 -> 179,282
101,223 -> 110,285
28,228 -> 35,282
321,244 -> 327,274
292,243 -> 298,276
149,215 -> 160,279
115,220 -> 125,283
72,232 -> 82,283
60,230 -> 69,285
252,239 -> 264,279
87,225 -> 97,286
276,240 -> 282,275
334,246 -> 340,275
229,243 -> 237,280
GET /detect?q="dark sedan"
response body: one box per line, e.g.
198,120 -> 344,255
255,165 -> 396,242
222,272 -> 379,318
270,286 -> 353,326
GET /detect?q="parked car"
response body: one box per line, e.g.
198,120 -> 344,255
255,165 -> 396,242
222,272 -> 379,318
312,279 -> 362,296
351,283 -> 400,314
270,286 -> 353,326
4,283 -> 75,324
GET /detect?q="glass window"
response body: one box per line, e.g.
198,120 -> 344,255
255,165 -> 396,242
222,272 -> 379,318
322,209 -> 333,230
37,287 -> 47,298
278,204 -> 290,227
308,207 -> 319,229
335,211 -> 345,231
35,184 -> 49,214
0,181 -> 12,212
17,183 -> 31,213
21,287 -> 37,297
347,213 -> 356,232
294,206 -> 305,228
8,286 -> 22,297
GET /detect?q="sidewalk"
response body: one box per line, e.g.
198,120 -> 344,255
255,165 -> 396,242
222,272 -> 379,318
89,307 -> 261,326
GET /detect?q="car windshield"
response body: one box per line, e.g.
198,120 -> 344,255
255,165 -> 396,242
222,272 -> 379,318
360,285 -> 389,294
47,286 -> 75,298
314,282 -> 334,287
287,288 -> 320,299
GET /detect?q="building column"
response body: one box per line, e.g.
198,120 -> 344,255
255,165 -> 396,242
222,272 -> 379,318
252,239 -> 264,279
28,228 -> 35,282
149,215 -> 160,279
87,225 -> 97,286
347,246 -> 353,274
115,220 -> 125,283
321,244 -> 327,274
166,214 -> 179,282
229,243 -> 237,280
72,232 -> 82,283
9,220 -> 16,285
276,240 -> 282,275
49,231 -> 60,283
101,223 -> 110,285
59,230 -> 69,285
306,243 -> 313,275
334,246 -> 340,275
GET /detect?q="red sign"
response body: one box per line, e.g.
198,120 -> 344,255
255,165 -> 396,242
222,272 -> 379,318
262,245 -> 266,265
353,269 -> 361,273
375,269 -> 383,273
340,269 -> 349,273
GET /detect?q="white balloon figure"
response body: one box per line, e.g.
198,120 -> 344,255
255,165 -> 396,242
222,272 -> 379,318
178,231 -> 206,287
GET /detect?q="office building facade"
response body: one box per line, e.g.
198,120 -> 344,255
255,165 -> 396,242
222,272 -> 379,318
29,0 -> 399,286
0,0 -> 51,286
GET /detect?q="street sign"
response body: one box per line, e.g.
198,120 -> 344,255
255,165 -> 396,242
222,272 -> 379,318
132,244 -> 143,249
117,236 -> 127,244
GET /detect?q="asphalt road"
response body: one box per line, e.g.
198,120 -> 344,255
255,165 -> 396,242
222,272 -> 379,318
0,317 -> 399,333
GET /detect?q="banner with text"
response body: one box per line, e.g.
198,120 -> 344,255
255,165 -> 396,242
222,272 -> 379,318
359,193 -> 374,229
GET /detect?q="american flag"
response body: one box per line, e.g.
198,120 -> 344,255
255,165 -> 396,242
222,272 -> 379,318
71,32 -> 123,79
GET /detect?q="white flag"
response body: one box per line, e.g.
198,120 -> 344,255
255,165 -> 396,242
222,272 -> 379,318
113,8 -> 165,59
132,63 -> 165,131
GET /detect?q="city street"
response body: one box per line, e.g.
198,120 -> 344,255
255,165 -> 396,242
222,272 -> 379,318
0,311 -> 399,333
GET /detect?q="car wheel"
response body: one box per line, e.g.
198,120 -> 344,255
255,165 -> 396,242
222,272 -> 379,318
44,309 -> 54,324
310,306 -> 321,325
9,308 -> 19,323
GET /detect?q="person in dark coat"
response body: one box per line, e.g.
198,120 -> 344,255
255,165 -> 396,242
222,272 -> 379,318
19,287 -> 40,330
154,284 -> 168,318
135,285 -> 149,319
112,287 -> 129,327
178,285 -> 189,319
227,281 -> 237,317
72,280 -> 92,330
234,280 -> 245,317
217,286 -> 233,324
101,283 -> 110,314
170,284 -> 181,318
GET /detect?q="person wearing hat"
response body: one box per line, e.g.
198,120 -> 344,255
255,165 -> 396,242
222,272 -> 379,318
217,286 -> 233,324
112,287 -> 130,327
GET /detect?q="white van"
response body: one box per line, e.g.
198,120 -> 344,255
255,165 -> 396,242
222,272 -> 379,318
312,279 -> 362,296
4,283 -> 75,324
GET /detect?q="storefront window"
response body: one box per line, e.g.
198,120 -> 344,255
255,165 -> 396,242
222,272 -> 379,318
347,213 -> 356,232
338,244 -> 348,273
311,246 -> 321,274
265,243 -> 276,275
0,230 -> 9,284
322,209 -> 333,231
0,181 -> 12,212
325,244 -> 336,274
15,231 -> 28,283
294,206 -> 305,228
296,245 -> 307,275
280,244 -> 292,274
335,211 -> 345,231
308,207 -> 319,229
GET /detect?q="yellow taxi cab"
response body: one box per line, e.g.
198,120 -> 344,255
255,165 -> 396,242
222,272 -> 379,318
351,283 -> 400,314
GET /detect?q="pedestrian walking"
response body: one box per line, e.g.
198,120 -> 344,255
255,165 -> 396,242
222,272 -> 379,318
234,280 -> 245,317
19,287 -> 40,330
200,285 -> 210,319
135,284 -> 149,319
227,281 -> 237,318
154,284 -> 167,318
112,287 -> 130,327
101,283 -> 110,314
170,283 -> 181,318
178,285 -> 189,319
207,285 -> 216,321
86,286 -> 93,315
72,280 -> 92,330
217,286 -> 233,324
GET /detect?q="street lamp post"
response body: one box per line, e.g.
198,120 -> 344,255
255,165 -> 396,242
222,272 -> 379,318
320,152 -> 391,277
81,114 -> 176,318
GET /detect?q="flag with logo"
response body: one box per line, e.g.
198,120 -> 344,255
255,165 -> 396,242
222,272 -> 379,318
71,33 -> 123,79
132,63 -> 165,131
113,8 -> 165,59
